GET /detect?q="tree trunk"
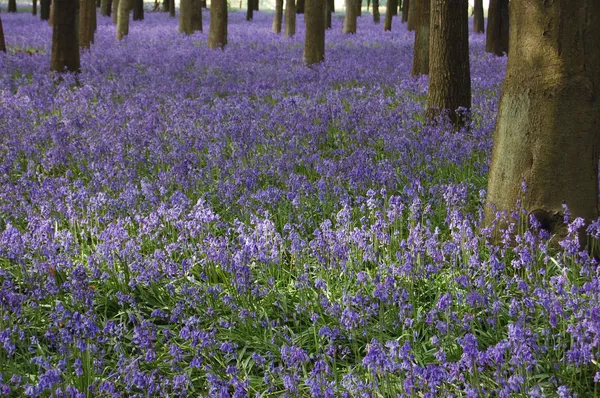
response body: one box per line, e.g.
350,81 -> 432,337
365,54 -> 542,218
473,0 -> 483,33
49,0 -> 55,25
303,0 -> 325,64
285,0 -> 295,36
116,0 -> 129,40
296,0 -> 304,14
100,0 -> 111,16
411,0 -> 429,76
51,0 -> 80,72
8,0 -> 17,12
356,0 -> 360,16
253,0 -> 258,10
401,0 -> 408,23
406,0 -> 415,30
133,0 -> 144,20
200,0 -> 206,8
180,0 -> 201,33
169,0 -> 175,16
343,0 -> 357,33
246,0 -> 253,20
390,0 -> 396,16
112,0 -> 119,23
273,0 -> 283,32
208,0 -> 227,49
485,0 -> 600,246
372,0 -> 379,23
326,0 -> 333,29
485,0 -> 508,56
0,16 -> 5,53
41,0 -> 51,20
80,0 -> 95,48
426,0 -> 470,125
366,0 -> 369,12
32,0 -> 38,15
162,0 -> 169,11
383,0 -> 392,31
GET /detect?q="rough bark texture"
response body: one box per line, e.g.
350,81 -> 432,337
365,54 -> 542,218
8,0 -> 17,12
246,0 -> 253,20
100,0 -> 111,16
485,0 -> 508,56
343,0 -> 357,33
80,0 -> 95,48
51,0 -> 80,73
383,0 -> 392,31
112,0 -> 120,23
169,0 -> 175,17
401,0 -> 408,23
426,0 -> 471,125
296,0 -> 304,14
32,0 -> 38,16
41,0 -> 51,20
406,0 -> 415,30
303,0 -> 325,65
208,0 -> 227,49
273,0 -> 283,32
473,0 -> 484,33
133,0 -> 144,20
116,0 -> 129,40
0,17 -> 5,53
411,0 -> 429,76
180,0 -> 201,33
284,0 -> 296,36
485,0 -> 600,244
372,0 -> 379,23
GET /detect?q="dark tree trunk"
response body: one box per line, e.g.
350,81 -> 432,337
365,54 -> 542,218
116,0 -> 129,39
51,0 -> 80,72
325,0 -> 333,29
473,0 -> 483,33
285,0 -> 295,36
32,0 -> 38,15
343,0 -> 357,33
356,0 -> 360,16
427,0 -> 470,125
49,0 -> 55,25
253,0 -> 258,10
372,0 -> 379,23
80,0 -> 95,48
246,0 -> 253,20
0,16 -> 5,53
296,0 -> 304,14
8,0 -> 17,12
162,0 -> 169,11
303,0 -> 325,64
273,0 -> 283,32
180,0 -> 201,33
96,0 -> 100,7
112,0 -> 119,23
366,0 -> 369,12
401,0 -> 408,23
411,0 -> 429,76
485,0 -> 600,247
383,0 -> 392,30
169,0 -> 175,16
41,0 -> 51,20
208,0 -> 227,49
485,0 -> 508,55
133,0 -> 144,20
390,0 -> 396,16
200,0 -> 206,7
100,0 -> 111,16
406,0 -> 415,30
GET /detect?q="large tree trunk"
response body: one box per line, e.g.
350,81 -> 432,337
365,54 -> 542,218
100,0 -> 111,16
8,0 -> 17,12
303,0 -> 325,64
41,0 -> 51,20
284,0 -> 295,36
390,0 -> 396,16
51,0 -> 80,72
473,0 -> 483,33
296,0 -> 304,14
411,0 -> 429,76
32,0 -> 38,15
343,0 -> 357,33
112,0 -> 120,23
246,0 -> 253,20
133,0 -> 144,20
401,0 -> 408,23
427,0 -> 470,125
485,0 -> 508,56
406,0 -> 416,30
169,0 -> 175,16
116,0 -> 129,40
383,0 -> 392,31
208,0 -> 227,49
273,0 -> 283,32
180,0 -> 201,33
372,0 -> 379,23
49,0 -> 55,25
80,0 -> 95,48
0,16 -> 5,53
485,0 -> 600,246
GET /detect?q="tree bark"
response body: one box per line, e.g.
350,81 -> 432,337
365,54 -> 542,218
200,0 -> 206,7
296,0 -> 304,14
169,0 -> 175,16
372,0 -> 379,24
80,0 -> 95,48
390,0 -> 396,16
406,0 -> 415,30
133,0 -> 144,20
326,0 -> 333,29
162,0 -> 169,11
426,0 -> 470,125
485,0 -> 508,56
100,0 -> 111,16
49,0 -> 55,25
303,0 -> 325,64
356,0 -> 361,16
246,0 -> 253,20
273,0 -> 283,32
411,0 -> 429,76
116,0 -> 129,40
485,0 -> 600,246
253,0 -> 258,10
51,0 -> 80,72
343,0 -> 357,33
383,0 -> 392,31
401,0 -> 408,23
112,0 -> 120,23
41,0 -> 51,20
0,16 -> 5,53
8,0 -> 16,12
473,0 -> 483,33
284,0 -> 295,36
180,0 -> 201,33
208,0 -> 227,49
32,0 -> 38,15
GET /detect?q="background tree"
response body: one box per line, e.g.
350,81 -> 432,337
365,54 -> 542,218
473,0 -> 483,33
40,0 -> 51,20
427,0 -> 470,125
401,0 -> 408,23
49,0 -> 55,24
133,0 -> 144,20
169,0 -> 175,17
246,0 -> 253,20
372,0 -> 379,24
411,0 -> 429,76
343,0 -> 357,34
116,0 -> 130,40
8,0 -> 16,12
406,0 -> 415,30
32,0 -> 37,16
485,0 -> 508,55
303,0 -> 325,64
326,0 -> 333,29
284,0 -> 295,36
0,16 -> 5,53
296,0 -> 304,14
356,0 -> 360,16
101,0 -> 111,15
253,0 -> 259,10
273,0 -> 283,32
389,0 -> 396,15
200,0 -> 206,7
80,0 -> 95,48
485,0 -> 600,243
383,0 -> 392,31
208,0 -> 227,49
51,0 -> 80,72
180,0 -> 201,33
112,0 -> 120,23
162,0 -> 169,11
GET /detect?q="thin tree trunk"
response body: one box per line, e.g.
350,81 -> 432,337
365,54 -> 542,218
473,0 -> 483,33
32,0 -> 38,15
80,0 -> 95,48
356,0 -> 360,16
296,0 -> 304,14
372,0 -> 379,23
51,0 -> 80,72
41,0 -> 51,20
0,16 -> 5,53
246,0 -> 253,20
253,0 -> 258,10
112,0 -> 120,23
180,0 -> 201,32
366,0 -> 369,12
208,0 -> 227,49
406,0 -> 415,30
326,0 -> 333,29
285,0 -> 295,36
200,0 -> 206,7
401,0 -> 408,23
383,0 -> 392,31
411,0 -> 429,76
303,0 -> 325,64
169,0 -> 175,16
273,0 -> 283,32
162,0 -> 169,11
8,0 -> 16,12
485,0 -> 600,247
427,0 -> 470,125
133,0 -> 144,20
116,0 -> 129,39
485,0 -> 508,55
390,0 -> 396,16
100,0 -> 111,16
343,0 -> 357,33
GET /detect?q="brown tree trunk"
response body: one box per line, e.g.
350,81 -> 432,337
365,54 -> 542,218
180,0 -> 202,32
383,0 -> 392,31
273,0 -> 283,32
473,0 -> 483,33
51,0 -> 80,72
41,0 -> 51,20
390,0 -> 396,16
0,16 -> 5,53
133,0 -> 144,20
32,0 -> 38,15
485,0 -> 508,56
116,0 -> 129,39
356,0 -> 360,16
285,0 -> 295,36
253,0 -> 258,10
112,0 -> 120,23
426,0 -> 470,125
208,0 -> 227,49
8,0 -> 16,12
411,0 -> 429,76
80,0 -> 95,48
296,0 -> 304,14
246,0 -> 253,20
372,0 -> 379,23
169,0 -> 175,16
303,0 -> 325,64
406,0 -> 415,30
485,0 -> 600,246
200,0 -> 206,7
100,0 -> 111,16
343,0 -> 357,33
162,0 -> 169,11
49,0 -> 55,25
401,0 -> 408,22
326,0 -> 333,29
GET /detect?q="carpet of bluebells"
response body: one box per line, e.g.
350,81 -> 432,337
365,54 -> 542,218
1,9 -> 600,398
